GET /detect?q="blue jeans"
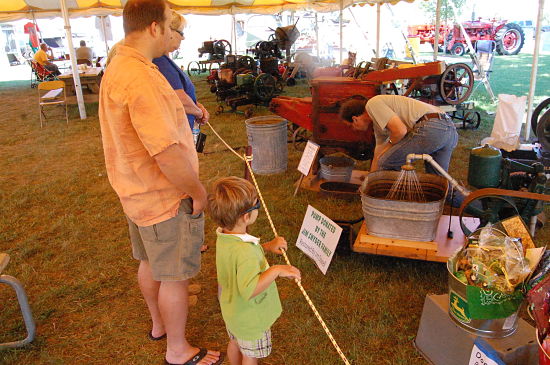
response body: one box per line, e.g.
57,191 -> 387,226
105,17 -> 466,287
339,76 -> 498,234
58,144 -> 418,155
378,116 -> 458,174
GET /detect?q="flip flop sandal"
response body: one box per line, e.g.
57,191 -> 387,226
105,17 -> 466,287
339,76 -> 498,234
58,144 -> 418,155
164,348 -> 224,365
147,330 -> 166,341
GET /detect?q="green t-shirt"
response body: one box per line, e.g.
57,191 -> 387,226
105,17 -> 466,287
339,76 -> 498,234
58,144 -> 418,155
215,229 -> 282,340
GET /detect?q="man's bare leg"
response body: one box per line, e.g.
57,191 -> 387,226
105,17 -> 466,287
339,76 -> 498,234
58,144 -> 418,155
138,260 -> 164,337
160,280 -> 221,364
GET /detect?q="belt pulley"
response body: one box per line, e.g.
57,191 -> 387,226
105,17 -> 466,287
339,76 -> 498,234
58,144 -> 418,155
458,188 -> 550,236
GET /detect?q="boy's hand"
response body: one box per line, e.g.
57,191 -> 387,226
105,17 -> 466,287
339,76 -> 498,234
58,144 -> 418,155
276,265 -> 301,281
263,236 -> 287,254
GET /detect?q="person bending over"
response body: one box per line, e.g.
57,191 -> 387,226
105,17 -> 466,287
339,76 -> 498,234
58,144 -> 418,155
339,94 -> 458,173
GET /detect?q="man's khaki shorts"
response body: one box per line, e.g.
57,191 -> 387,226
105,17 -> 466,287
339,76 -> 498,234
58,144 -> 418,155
127,199 -> 204,281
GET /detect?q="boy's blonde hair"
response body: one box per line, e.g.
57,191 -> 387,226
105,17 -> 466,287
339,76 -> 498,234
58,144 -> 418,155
207,177 -> 258,229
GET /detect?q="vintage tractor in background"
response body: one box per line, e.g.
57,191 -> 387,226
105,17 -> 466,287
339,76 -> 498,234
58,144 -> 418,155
187,39 -> 232,75
408,19 -> 525,56
210,54 -> 281,117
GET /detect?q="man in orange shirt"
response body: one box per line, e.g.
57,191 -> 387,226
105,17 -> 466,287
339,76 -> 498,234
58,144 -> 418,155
98,1 -> 222,364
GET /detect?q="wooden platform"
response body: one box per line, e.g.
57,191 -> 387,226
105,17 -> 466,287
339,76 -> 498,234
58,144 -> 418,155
352,215 -> 480,262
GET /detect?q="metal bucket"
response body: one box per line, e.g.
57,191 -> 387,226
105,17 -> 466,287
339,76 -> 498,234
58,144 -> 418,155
360,170 -> 447,242
447,253 -> 520,338
245,116 -> 288,175
319,156 -> 355,182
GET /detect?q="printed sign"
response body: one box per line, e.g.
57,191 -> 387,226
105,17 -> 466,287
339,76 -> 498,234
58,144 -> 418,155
297,141 -> 320,176
468,338 -> 505,365
296,205 -> 342,275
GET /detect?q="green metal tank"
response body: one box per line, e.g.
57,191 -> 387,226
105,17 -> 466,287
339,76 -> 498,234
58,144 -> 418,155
468,144 -> 502,188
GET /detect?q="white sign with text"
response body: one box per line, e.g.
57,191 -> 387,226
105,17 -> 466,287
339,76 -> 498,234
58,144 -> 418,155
297,141 -> 320,176
296,205 -> 342,275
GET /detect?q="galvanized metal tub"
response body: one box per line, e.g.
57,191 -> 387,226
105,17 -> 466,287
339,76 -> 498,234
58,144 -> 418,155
245,116 -> 288,175
319,156 -> 355,182
447,253 -> 520,338
360,170 -> 447,242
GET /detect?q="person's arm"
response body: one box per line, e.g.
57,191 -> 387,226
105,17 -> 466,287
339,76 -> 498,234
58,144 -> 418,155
370,115 -> 408,172
174,89 -> 203,118
196,102 -> 210,124
153,143 -> 207,214
262,236 -> 287,254
250,265 -> 301,299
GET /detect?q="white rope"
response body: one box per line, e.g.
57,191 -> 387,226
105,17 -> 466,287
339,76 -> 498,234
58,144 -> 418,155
206,121 -> 352,365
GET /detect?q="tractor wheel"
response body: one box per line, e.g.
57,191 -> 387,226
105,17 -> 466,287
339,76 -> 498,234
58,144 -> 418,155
536,109 -> 550,151
531,97 -> 550,135
495,23 -> 525,55
439,63 -> 474,105
450,43 -> 466,56
187,61 -> 202,76
431,43 -> 445,53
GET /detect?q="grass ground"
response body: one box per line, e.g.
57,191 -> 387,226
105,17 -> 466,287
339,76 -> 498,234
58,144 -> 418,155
0,55 -> 549,364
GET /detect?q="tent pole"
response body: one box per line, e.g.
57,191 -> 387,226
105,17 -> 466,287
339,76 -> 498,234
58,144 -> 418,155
232,14 -> 237,55
375,3 -> 380,58
315,12 -> 319,60
100,16 -> 109,56
433,0 -> 441,61
524,0 -> 545,140
60,0 -> 86,120
339,0 -> 343,64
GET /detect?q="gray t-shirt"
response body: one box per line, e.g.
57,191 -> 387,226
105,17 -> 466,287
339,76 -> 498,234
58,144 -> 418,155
76,46 -> 94,61
365,95 -> 442,145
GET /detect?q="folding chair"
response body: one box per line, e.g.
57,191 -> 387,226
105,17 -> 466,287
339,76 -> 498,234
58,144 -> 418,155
28,60 -> 57,89
38,80 -> 68,128
77,58 -> 92,66
470,40 -> 496,100
0,253 -> 36,349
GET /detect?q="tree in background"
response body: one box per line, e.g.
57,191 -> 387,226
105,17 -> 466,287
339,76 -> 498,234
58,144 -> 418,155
420,0 -> 467,23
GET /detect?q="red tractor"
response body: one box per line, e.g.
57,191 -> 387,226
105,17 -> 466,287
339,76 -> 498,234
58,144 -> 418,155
408,19 -> 525,56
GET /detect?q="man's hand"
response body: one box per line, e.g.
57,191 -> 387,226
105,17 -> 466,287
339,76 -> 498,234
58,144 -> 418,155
191,184 -> 208,215
263,236 -> 288,254
197,103 -> 210,125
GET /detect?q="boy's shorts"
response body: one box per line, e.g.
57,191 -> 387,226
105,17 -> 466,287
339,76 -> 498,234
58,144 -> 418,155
127,198 -> 204,281
228,329 -> 272,358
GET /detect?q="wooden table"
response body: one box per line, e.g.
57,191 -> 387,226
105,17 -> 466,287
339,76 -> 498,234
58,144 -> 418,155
59,67 -> 103,94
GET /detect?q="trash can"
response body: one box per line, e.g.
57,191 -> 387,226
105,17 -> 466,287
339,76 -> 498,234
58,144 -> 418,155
245,116 -> 288,175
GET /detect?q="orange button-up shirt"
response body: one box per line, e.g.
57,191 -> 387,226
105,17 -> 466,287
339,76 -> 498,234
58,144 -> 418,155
99,45 -> 198,226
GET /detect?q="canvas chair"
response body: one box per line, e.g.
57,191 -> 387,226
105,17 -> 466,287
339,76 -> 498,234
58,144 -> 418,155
38,80 -> 68,128
0,253 -> 36,349
470,40 -> 497,99
28,59 -> 57,88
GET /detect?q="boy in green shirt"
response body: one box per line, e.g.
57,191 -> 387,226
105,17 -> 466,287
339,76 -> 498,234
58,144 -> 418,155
207,177 -> 301,365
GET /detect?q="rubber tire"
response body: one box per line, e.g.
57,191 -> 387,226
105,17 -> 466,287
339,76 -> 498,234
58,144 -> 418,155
536,108 -> 550,151
450,43 -> 465,56
531,97 -> 550,135
495,23 -> 525,55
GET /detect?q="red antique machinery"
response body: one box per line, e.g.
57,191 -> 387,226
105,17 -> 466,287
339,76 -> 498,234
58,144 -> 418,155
270,61 -> 475,160
271,77 -> 378,161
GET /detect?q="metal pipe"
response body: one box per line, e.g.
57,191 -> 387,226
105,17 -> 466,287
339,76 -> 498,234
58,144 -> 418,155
405,153 -> 471,196
530,215 -> 538,237
524,0 -> 546,141
60,0 -> 86,119
433,0 -> 442,61
339,0 -> 343,64
375,3 -> 380,58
